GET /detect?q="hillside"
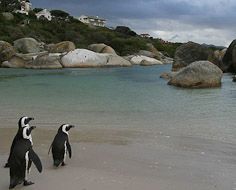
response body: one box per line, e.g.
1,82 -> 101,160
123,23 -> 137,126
0,9 -> 181,57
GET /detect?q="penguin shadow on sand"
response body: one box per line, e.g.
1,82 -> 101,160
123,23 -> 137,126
4,117 -> 75,189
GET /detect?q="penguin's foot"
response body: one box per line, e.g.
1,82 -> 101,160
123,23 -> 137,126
9,184 -> 16,189
23,180 -> 34,186
62,162 -> 66,166
4,163 -> 10,168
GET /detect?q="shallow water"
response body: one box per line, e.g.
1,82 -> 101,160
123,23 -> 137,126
0,65 -> 236,143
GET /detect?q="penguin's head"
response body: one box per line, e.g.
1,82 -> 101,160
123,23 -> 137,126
18,116 -> 34,128
22,125 -> 36,140
59,124 -> 75,135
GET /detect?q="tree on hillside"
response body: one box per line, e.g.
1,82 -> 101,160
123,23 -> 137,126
0,0 -> 21,12
50,9 -> 70,20
33,8 -> 43,13
115,26 -> 137,37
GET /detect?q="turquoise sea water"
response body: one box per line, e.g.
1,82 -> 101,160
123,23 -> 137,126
0,65 -> 236,143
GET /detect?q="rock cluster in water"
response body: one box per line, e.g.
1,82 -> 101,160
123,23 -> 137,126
168,61 -> 223,88
0,38 -> 173,69
161,39 -> 236,88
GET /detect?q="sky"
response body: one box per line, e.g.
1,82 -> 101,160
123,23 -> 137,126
30,0 -> 236,46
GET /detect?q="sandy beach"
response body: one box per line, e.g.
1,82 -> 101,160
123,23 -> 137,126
0,127 -> 236,190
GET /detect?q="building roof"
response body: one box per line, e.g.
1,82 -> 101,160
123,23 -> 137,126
36,9 -> 50,14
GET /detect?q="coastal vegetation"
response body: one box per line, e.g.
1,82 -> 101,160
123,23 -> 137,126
0,4 -> 181,57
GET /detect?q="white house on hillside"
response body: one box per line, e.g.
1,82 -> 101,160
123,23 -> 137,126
15,0 -> 32,15
36,9 -> 52,21
140,33 -> 151,38
78,15 -> 106,27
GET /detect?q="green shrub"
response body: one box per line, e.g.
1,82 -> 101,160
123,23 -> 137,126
0,9 -> 182,57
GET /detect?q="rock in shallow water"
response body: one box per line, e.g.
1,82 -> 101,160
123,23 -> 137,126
25,54 -> 63,69
168,61 -> 223,88
160,72 -> 177,80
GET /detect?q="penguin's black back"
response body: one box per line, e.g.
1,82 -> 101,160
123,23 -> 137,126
9,139 -> 32,183
51,132 -> 68,165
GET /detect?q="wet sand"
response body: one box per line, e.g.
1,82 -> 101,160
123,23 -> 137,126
0,127 -> 236,190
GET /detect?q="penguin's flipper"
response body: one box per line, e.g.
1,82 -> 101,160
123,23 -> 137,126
66,141 -> 72,158
48,143 -> 52,155
29,149 -> 42,173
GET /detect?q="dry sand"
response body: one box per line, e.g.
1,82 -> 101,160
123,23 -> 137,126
0,127 -> 236,190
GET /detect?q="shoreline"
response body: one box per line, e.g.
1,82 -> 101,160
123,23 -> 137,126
0,127 -> 236,190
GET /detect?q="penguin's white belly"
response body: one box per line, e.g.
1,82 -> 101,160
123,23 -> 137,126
25,151 -> 29,180
63,141 -> 67,163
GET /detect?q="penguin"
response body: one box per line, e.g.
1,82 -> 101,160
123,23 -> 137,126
49,124 -> 74,167
4,116 -> 34,168
9,125 -> 42,189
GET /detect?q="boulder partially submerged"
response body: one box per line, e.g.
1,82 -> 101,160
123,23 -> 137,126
1,52 -> 62,69
160,72 -> 177,80
25,54 -> 63,69
168,61 -> 223,88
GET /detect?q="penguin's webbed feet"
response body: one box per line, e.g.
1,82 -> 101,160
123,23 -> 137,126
62,162 -> 66,166
23,180 -> 34,186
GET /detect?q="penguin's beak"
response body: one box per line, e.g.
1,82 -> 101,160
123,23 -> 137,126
69,125 -> 75,129
30,126 -> 36,130
25,117 -> 34,124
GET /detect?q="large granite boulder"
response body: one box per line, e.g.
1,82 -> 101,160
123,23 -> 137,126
14,38 -> 43,54
138,50 -> 156,58
130,55 -> 163,65
145,43 -> 173,64
105,54 -> 131,67
172,41 -> 212,71
61,49 -> 107,67
2,56 -> 25,68
168,61 -> 223,88
0,41 -> 16,63
146,43 -> 162,60
1,52 -> 48,68
47,41 -> 76,53
208,48 -> 227,71
61,49 -> 131,68
25,54 -> 63,69
88,43 -> 117,54
222,40 -> 236,72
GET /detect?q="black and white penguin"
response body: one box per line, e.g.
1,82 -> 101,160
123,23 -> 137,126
49,124 -> 74,167
4,116 -> 34,168
9,125 -> 42,189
